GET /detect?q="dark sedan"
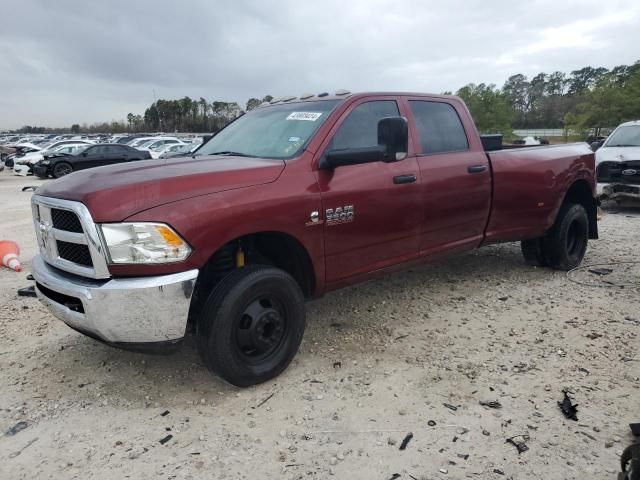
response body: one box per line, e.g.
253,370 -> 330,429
33,144 -> 152,178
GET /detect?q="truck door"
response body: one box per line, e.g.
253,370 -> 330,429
314,98 -> 422,285
405,98 -> 491,255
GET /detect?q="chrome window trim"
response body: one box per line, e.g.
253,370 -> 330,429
31,195 -> 111,279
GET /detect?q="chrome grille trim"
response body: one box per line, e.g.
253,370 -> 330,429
31,195 -> 111,279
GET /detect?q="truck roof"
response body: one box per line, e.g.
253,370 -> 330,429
617,120 -> 640,127
259,91 -> 455,107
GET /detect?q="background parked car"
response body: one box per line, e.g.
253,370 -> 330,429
158,142 -> 201,158
34,144 -> 151,178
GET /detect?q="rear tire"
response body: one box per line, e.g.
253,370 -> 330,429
196,265 -> 306,387
521,203 -> 588,271
521,238 -> 547,267
542,203 -> 589,270
53,162 -> 73,178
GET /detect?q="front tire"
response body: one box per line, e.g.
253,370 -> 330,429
53,162 -> 73,178
197,265 -> 306,387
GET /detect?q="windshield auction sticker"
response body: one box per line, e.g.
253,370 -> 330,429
286,112 -> 323,121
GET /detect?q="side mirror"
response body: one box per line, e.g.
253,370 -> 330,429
321,116 -> 409,169
81,152 -> 88,157
590,141 -> 603,152
378,116 -> 408,161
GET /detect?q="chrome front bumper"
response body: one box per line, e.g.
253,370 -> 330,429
32,255 -> 198,345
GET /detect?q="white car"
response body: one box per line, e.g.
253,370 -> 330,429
150,142 -> 195,159
595,120 -> 640,202
137,137 -> 183,152
15,143 -> 89,166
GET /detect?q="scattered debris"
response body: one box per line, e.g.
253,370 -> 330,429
479,400 -> 502,409
8,437 -> 38,458
388,474 -> 401,480
482,429 -> 491,436
586,332 -> 603,340
506,435 -> 530,454
254,393 -> 275,409
457,453 -> 469,460
394,334 -> 409,341
493,468 -> 505,475
427,420 -> 437,427
160,410 -> 170,417
577,430 -> 597,441
498,296 -> 509,301
439,468 -> 448,474
159,434 -> 173,445
399,432 -> 413,450
333,361 -> 341,369
588,267 -> 613,276
578,367 -> 591,375
443,403 -> 458,411
17,286 -> 36,297
5,421 -> 28,436
558,390 -> 579,421
21,186 -> 37,192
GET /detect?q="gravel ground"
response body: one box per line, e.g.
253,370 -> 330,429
1,172 -> 639,479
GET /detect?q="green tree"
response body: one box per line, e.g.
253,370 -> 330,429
455,83 -> 512,135
246,98 -> 261,111
71,124 -> 80,134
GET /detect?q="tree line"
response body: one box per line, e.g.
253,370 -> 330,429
13,60 -> 640,137
453,60 -> 640,136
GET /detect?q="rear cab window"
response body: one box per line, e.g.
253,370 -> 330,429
409,100 -> 468,155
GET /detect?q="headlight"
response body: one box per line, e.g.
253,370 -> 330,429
99,223 -> 191,264
41,160 -> 50,165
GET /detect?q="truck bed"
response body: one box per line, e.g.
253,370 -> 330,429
483,143 -> 595,243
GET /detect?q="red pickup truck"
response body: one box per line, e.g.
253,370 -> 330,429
31,92 -> 598,386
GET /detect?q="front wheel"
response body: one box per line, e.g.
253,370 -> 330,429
52,162 -> 73,178
197,265 -> 306,387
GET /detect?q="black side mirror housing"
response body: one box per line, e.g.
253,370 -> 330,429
321,116 -> 409,169
378,116 -> 408,162
590,141 -> 604,152
81,152 -> 88,157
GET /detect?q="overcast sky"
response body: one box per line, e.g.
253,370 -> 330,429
1,0 -> 639,129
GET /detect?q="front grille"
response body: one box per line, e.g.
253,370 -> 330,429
51,208 -> 83,233
36,282 -> 84,313
57,240 -> 93,267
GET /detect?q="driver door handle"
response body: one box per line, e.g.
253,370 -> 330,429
468,165 -> 487,174
393,174 -> 417,184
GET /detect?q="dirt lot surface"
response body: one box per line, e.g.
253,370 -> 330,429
1,172 -> 638,479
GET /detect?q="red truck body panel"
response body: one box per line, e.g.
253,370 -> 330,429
36,92 -> 596,298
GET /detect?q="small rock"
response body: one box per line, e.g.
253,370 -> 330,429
329,456 -> 338,466
605,441 -> 614,448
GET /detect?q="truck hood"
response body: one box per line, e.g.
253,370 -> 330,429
595,146 -> 640,166
36,155 -> 286,222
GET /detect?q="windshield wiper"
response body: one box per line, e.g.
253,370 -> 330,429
209,151 -> 255,157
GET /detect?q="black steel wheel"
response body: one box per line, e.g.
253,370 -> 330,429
197,265 -> 306,387
53,162 -> 73,178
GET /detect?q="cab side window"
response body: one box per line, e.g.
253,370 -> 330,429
409,101 -> 468,154
329,101 -> 399,150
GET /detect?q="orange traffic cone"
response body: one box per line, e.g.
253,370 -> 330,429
0,240 -> 22,272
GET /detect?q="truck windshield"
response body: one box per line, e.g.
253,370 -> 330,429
198,100 -> 340,159
605,125 -> 640,147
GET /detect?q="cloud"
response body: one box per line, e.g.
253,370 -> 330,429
1,0 -> 639,128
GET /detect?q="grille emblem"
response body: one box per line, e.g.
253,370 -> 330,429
39,221 -> 52,250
